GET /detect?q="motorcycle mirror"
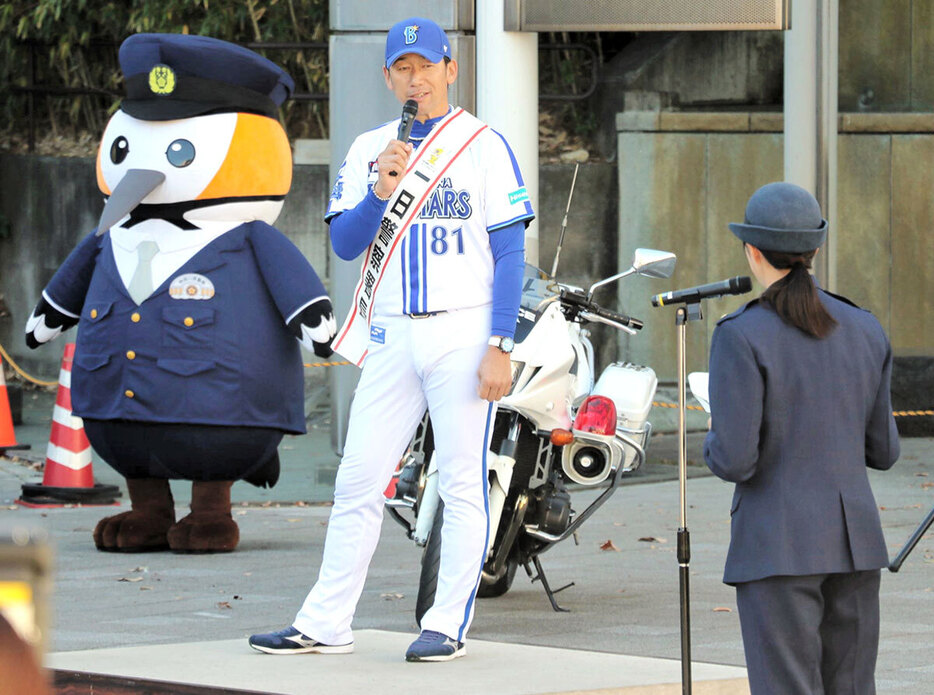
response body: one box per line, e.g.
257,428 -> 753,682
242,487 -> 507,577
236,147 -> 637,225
586,248 -> 678,298
631,248 -> 677,279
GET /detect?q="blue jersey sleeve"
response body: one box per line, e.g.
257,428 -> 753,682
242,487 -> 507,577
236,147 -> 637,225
489,221 -> 525,339
328,188 -> 388,261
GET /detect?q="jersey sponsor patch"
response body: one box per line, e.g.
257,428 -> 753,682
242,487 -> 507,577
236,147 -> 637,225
369,325 -> 386,344
169,273 -> 215,300
508,186 -> 530,206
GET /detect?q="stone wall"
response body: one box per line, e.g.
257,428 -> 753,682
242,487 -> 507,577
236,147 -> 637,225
616,111 -> 934,431
0,154 -> 619,377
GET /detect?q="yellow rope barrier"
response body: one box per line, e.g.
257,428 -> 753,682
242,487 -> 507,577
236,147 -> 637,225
0,342 -> 58,387
2,339 -> 930,419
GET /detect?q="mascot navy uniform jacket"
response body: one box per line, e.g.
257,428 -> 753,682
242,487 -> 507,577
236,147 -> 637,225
703,287 -> 900,586
43,221 -> 322,434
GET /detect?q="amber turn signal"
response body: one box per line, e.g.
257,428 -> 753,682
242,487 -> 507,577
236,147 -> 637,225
550,428 -> 574,446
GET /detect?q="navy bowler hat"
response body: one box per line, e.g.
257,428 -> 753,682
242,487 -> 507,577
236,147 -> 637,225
728,182 -> 828,253
118,33 -> 294,121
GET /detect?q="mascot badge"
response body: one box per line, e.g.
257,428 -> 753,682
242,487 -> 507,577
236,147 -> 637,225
24,34 -> 336,553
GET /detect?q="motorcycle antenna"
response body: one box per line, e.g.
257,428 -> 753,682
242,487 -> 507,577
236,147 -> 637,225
550,163 -> 580,279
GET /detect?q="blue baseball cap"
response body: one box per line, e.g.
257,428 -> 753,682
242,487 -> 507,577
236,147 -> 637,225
385,17 -> 451,68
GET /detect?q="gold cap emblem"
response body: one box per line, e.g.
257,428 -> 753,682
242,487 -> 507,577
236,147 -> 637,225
148,64 -> 176,95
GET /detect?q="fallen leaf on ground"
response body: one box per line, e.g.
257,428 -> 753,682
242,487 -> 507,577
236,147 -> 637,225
713,606 -> 733,613
140,586 -> 152,591
600,540 -> 620,552
638,536 -> 667,543
217,601 -> 232,609
380,593 -> 405,601
118,577 -> 143,583
130,566 -> 148,573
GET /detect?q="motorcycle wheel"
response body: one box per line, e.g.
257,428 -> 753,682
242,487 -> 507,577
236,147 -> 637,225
415,501 -> 520,627
415,499 -> 444,627
476,558 -> 517,598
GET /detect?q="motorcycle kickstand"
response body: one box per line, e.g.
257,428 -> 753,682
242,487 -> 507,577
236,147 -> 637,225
525,556 -> 574,613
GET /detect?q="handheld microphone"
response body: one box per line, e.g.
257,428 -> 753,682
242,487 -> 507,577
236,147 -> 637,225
651,276 -> 752,307
389,100 -> 418,178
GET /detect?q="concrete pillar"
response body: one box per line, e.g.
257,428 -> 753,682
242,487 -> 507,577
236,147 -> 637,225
784,0 -> 838,289
476,0 -> 540,266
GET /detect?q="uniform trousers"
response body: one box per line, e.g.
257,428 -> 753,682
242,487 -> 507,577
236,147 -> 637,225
735,570 -> 881,695
294,306 -> 494,645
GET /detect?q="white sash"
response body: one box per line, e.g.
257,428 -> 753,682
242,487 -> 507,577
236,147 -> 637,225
332,107 -> 488,366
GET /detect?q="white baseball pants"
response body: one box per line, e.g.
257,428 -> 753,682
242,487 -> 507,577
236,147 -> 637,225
293,305 -> 494,645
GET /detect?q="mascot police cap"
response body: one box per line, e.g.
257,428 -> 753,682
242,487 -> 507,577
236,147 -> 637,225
728,182 -> 828,253
118,33 -> 295,121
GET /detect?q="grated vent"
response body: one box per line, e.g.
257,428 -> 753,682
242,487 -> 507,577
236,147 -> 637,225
515,0 -> 787,31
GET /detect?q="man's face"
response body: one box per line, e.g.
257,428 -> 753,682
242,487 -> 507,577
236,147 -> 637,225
383,53 -> 458,122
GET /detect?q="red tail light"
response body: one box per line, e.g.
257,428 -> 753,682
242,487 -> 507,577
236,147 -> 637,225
572,396 -> 617,436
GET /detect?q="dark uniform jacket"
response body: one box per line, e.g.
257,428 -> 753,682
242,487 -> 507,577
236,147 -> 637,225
43,221 -> 324,434
703,285 -> 899,585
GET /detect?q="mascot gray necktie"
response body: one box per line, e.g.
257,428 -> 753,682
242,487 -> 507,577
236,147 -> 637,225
128,240 -> 159,304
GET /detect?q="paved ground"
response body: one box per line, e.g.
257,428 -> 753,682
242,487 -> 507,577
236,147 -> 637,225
1,386 -> 931,693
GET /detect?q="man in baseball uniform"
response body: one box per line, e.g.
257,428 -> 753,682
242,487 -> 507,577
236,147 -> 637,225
249,17 -> 533,661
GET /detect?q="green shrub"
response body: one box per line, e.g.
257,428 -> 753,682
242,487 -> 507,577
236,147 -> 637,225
0,0 -> 329,150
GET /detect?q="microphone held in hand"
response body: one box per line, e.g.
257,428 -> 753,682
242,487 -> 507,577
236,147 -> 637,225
651,276 -> 752,307
389,99 -> 419,177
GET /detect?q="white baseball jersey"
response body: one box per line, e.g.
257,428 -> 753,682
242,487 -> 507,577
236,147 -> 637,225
293,109 -> 532,647
326,114 -> 534,317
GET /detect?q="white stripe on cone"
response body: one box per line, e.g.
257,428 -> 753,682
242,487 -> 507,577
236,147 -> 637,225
60,367 -> 71,389
52,404 -> 84,429
45,443 -> 93,471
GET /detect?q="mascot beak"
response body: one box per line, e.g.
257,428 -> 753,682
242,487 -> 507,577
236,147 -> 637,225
96,169 -> 166,235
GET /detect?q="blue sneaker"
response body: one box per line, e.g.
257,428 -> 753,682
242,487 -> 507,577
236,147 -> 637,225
248,626 -> 353,655
404,630 -> 465,662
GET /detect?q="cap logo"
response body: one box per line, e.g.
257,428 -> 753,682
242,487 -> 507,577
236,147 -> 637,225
404,25 -> 419,45
148,64 -> 176,96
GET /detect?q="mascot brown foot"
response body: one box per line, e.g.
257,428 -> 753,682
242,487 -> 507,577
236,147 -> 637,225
93,478 -> 175,552
167,481 -> 239,554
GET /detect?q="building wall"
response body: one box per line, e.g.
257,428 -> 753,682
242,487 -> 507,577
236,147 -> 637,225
616,112 -> 934,384
0,154 -> 619,377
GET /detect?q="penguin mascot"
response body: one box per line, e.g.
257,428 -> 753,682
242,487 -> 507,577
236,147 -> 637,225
24,34 -> 336,553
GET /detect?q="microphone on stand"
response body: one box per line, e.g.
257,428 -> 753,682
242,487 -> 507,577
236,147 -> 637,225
389,99 -> 418,178
651,276 -> 752,307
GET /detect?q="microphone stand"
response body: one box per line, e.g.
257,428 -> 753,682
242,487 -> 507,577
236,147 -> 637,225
889,504 -> 934,572
674,300 -> 703,695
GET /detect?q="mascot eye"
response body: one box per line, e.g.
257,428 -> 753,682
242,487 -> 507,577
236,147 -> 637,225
110,136 -> 129,164
166,139 -> 196,168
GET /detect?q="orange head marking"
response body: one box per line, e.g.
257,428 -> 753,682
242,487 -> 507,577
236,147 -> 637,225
197,113 -> 292,200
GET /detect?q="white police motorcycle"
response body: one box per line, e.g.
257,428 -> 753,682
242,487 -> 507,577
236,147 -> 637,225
385,248 -> 676,620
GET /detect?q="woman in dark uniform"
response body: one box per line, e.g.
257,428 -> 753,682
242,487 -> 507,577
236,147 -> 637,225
704,182 -> 900,695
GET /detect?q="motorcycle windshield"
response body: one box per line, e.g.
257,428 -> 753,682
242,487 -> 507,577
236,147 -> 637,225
519,264 -> 558,312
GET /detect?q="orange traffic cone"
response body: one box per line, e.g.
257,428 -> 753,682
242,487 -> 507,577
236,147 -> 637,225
18,344 -> 120,507
0,352 -> 30,455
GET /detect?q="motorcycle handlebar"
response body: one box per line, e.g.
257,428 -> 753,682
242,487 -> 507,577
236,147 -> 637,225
558,287 -> 643,331
592,304 -> 643,330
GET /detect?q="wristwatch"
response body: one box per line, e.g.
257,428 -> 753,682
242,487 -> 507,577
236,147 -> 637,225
488,335 -> 515,354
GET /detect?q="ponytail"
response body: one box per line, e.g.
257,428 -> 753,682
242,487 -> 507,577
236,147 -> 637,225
759,248 -> 837,339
